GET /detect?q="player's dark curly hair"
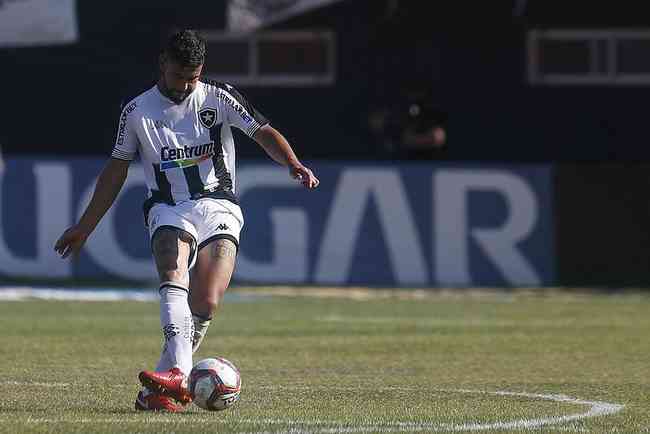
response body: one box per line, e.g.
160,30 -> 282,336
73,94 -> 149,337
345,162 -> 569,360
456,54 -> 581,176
164,29 -> 206,67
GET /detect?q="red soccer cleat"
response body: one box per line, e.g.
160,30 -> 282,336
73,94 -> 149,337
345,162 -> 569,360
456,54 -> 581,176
138,367 -> 192,404
134,390 -> 185,412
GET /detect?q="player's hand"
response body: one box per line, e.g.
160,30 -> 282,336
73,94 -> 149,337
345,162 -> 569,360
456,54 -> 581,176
290,164 -> 319,189
54,225 -> 90,259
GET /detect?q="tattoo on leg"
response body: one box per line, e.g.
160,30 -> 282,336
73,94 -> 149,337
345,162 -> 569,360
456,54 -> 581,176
211,239 -> 236,260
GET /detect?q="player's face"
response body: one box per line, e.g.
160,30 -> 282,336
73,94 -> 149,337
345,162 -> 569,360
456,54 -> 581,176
159,56 -> 203,103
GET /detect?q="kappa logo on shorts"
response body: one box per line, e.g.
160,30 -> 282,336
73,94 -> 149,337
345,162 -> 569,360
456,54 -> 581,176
198,107 -> 217,129
217,223 -> 229,231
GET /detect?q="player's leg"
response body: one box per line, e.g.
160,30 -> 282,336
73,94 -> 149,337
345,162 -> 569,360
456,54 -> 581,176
153,227 -> 194,373
138,226 -> 195,405
189,237 -> 237,353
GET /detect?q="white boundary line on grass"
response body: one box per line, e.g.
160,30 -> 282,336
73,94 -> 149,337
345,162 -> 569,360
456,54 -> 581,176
436,389 -> 623,432
234,389 -> 624,433
0,287 -> 268,302
0,385 -> 623,432
0,287 -> 158,301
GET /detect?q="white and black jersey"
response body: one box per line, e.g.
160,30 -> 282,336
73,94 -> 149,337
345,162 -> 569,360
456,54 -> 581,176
111,80 -> 268,204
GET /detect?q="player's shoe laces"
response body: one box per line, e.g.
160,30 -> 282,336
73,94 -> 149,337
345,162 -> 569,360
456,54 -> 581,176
134,390 -> 185,412
138,367 -> 192,404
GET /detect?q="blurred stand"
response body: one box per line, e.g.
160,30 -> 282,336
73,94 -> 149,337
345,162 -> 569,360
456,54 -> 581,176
0,140 -> 4,174
365,1 -> 447,160
367,83 -> 447,160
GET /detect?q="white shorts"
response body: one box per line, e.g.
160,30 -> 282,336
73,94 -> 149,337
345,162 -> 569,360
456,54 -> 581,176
147,198 -> 244,269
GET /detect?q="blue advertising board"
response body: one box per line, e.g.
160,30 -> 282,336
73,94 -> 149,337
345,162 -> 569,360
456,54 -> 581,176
0,158 -> 554,287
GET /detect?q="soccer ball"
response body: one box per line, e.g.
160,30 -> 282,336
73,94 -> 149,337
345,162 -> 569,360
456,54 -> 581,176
188,357 -> 241,411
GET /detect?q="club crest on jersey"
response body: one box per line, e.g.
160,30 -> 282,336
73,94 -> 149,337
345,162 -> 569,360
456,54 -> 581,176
198,107 -> 217,129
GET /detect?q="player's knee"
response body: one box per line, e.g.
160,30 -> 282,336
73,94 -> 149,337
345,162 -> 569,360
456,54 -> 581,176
154,255 -> 189,284
194,284 -> 226,315
156,253 -> 189,285
204,287 -> 226,313
152,228 -> 192,285
159,268 -> 189,287
199,299 -> 218,316
155,250 -> 189,284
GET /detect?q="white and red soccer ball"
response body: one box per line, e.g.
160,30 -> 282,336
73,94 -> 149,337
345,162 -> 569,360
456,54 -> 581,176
188,357 -> 241,411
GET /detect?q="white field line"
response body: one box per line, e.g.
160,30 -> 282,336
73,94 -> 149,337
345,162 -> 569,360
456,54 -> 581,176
0,381 -> 133,388
0,287 -> 157,301
1,381 -> 72,388
556,427 -> 589,433
0,287 -> 266,302
0,386 -> 624,432
236,389 -> 622,433
0,286 -> 545,303
233,389 -> 623,433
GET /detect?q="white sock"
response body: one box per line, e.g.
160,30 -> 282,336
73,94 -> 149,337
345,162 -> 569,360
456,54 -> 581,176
158,283 -> 193,376
192,314 -> 212,354
154,350 -> 172,372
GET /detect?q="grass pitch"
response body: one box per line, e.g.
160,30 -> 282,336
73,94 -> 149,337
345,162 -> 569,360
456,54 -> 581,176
0,288 -> 648,433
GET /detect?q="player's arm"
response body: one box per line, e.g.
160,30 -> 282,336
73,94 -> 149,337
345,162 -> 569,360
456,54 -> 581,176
253,124 -> 319,189
54,157 -> 130,258
219,83 -> 318,189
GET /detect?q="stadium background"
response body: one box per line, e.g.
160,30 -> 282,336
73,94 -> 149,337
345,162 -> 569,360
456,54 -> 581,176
1,0 -> 649,287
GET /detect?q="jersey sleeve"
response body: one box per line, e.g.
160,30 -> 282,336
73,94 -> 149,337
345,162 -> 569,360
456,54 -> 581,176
111,100 -> 139,161
221,84 -> 269,138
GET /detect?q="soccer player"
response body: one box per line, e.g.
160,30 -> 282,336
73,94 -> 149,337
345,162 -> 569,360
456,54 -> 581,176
54,29 -> 319,412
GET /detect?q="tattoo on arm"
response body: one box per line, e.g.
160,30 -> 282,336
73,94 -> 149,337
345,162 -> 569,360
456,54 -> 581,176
211,239 -> 237,260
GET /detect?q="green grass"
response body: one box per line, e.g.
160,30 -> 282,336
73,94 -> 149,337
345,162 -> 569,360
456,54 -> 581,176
0,289 -> 649,433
